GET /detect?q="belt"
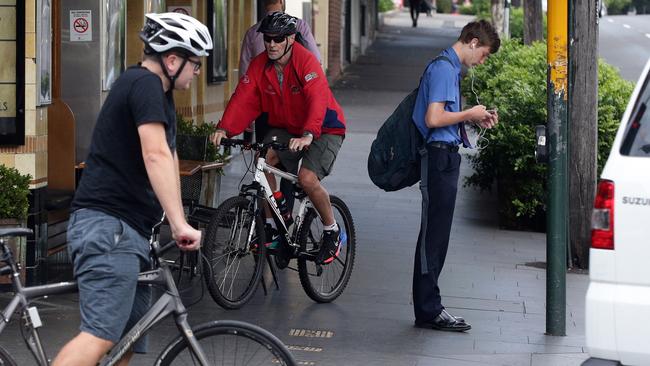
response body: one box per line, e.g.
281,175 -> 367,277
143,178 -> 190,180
427,141 -> 459,152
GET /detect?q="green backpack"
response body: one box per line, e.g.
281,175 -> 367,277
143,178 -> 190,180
367,56 -> 452,192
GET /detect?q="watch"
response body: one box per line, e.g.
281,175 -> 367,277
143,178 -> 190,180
302,131 -> 314,139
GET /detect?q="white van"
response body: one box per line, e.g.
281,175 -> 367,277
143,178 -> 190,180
583,59 -> 650,366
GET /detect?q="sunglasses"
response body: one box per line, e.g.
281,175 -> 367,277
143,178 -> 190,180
263,34 -> 286,44
185,58 -> 202,72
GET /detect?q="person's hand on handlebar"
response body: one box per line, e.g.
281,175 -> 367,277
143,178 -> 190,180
289,133 -> 313,152
210,128 -> 228,147
172,222 -> 202,251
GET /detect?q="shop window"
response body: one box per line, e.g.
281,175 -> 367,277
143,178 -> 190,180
102,0 -> 125,90
0,3 -> 25,145
37,0 -> 52,105
208,0 -> 228,83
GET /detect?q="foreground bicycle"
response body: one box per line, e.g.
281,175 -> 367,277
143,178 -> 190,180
0,227 -> 296,365
203,138 -> 356,309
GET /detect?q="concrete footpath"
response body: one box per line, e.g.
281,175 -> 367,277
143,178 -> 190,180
0,10 -> 589,366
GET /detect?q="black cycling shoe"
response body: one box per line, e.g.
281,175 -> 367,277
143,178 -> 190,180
274,241 -> 291,269
315,226 -> 342,265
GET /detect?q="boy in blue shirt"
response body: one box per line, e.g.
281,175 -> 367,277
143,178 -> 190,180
412,20 -> 500,332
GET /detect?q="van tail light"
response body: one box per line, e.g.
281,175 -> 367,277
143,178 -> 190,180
591,179 -> 615,250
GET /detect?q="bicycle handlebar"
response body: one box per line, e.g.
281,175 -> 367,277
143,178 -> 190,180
220,138 -> 289,151
0,228 -> 33,239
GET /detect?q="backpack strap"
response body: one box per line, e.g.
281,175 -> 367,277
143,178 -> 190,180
418,55 -> 453,144
416,54 -> 453,275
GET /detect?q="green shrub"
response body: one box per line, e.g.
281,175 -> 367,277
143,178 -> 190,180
459,5 -> 475,14
606,0 -> 631,14
472,0 -> 492,19
508,7 -> 524,40
379,0 -> 394,12
461,40 -> 633,230
0,165 -> 31,220
437,0 -> 453,13
177,114 -> 226,163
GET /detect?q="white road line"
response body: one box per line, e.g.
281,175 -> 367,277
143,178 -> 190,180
623,24 -> 631,29
607,18 -> 614,23
646,33 -> 650,39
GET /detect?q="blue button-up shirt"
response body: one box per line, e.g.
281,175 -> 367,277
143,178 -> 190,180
412,47 -> 462,145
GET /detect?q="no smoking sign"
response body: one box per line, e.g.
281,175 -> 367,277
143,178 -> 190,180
70,10 -> 92,42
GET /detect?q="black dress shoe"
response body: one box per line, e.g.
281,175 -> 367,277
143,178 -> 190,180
415,309 -> 471,332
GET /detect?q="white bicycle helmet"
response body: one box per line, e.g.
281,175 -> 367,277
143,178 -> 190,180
140,12 -> 213,57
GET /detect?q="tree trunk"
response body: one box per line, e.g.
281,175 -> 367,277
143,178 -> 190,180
491,0 -> 505,36
569,0 -> 599,269
523,0 -> 543,44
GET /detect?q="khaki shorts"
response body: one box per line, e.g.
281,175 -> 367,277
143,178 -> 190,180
263,128 -> 343,180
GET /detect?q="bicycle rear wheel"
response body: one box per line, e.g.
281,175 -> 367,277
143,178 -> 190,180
0,346 -> 17,366
203,196 -> 265,309
297,195 -> 356,303
155,320 -> 296,366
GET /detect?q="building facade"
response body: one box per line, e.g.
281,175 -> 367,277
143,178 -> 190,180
0,0 -> 376,285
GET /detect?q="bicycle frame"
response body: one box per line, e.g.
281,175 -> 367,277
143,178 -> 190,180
0,237 -> 212,366
100,239 -> 210,366
248,154 -> 314,249
0,240 -> 77,365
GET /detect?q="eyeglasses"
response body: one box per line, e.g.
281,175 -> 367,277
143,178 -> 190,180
263,34 -> 286,44
185,58 -> 202,72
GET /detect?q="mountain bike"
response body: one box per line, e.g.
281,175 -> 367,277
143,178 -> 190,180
0,226 -> 296,365
203,138 -> 356,309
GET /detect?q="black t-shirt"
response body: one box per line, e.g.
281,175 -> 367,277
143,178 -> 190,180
71,65 -> 176,238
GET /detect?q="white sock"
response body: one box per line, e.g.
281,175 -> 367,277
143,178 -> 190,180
266,218 -> 276,229
323,222 -> 337,232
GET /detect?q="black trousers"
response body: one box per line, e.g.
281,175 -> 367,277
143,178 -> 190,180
412,145 -> 461,322
409,0 -> 422,22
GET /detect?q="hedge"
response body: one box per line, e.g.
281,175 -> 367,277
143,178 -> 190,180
461,40 -> 634,230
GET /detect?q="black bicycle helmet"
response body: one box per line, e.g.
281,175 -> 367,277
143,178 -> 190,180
257,12 -> 298,36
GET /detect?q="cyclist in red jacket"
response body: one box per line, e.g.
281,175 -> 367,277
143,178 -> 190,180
212,12 -> 346,265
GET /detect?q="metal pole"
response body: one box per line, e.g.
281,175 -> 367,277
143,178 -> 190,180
546,0 -> 568,336
504,0 -> 511,39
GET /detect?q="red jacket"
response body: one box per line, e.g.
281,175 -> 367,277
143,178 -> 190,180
219,42 -> 345,139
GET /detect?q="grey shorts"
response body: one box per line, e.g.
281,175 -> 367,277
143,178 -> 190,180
263,128 -> 343,180
67,208 -> 151,353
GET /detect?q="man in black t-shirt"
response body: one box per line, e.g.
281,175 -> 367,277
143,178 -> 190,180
52,13 -> 212,366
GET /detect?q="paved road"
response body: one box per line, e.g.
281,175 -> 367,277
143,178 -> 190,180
599,14 -> 650,81
0,10 -> 590,366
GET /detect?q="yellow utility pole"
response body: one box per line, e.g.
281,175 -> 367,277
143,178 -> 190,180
546,0 -> 568,336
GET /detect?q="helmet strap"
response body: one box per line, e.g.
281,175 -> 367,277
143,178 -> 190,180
268,41 -> 293,62
157,54 -> 188,90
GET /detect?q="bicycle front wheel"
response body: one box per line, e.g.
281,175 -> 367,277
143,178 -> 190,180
203,196 -> 265,309
155,320 -> 296,366
297,195 -> 356,303
0,346 -> 17,366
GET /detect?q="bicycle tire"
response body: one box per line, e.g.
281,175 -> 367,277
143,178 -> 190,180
0,346 -> 17,366
297,195 -> 356,303
154,320 -> 296,366
203,196 -> 266,309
